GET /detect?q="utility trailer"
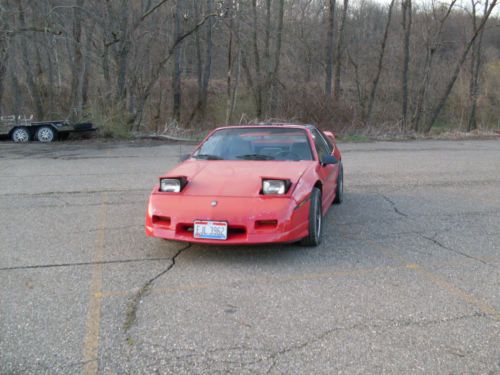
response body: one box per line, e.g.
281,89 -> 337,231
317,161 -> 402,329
0,115 -> 97,143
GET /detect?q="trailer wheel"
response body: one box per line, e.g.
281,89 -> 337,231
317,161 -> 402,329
36,126 -> 56,143
11,127 -> 30,143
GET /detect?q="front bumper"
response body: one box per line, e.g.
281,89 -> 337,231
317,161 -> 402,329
145,194 -> 310,245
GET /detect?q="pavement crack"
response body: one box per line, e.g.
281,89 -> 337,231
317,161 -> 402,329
0,256 -> 175,271
381,194 -> 408,217
123,243 -> 191,333
421,234 -> 491,266
265,313 -> 487,373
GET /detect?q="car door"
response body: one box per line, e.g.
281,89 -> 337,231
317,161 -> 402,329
311,129 -> 338,209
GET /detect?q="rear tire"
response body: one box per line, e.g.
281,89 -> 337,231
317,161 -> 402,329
11,127 -> 30,143
300,188 -> 323,247
333,164 -> 343,204
36,126 -> 56,143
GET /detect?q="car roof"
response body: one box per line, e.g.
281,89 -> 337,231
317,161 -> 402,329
213,124 -> 316,131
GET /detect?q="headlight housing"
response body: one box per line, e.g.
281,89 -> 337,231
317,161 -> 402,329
159,177 -> 187,192
262,179 -> 291,195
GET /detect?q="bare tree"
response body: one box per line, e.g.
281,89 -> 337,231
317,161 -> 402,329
17,2 -> 45,119
70,0 -> 85,119
225,0 -> 240,124
325,0 -> 336,96
188,0 -> 214,125
2,0 -> 500,135
0,4 -> 9,113
401,0 -> 412,130
172,0 -> 184,123
412,0 -> 457,132
423,0 -> 497,133
467,0 -> 488,131
268,0 -> 285,116
364,0 -> 396,124
250,0 -> 263,118
333,0 -> 348,102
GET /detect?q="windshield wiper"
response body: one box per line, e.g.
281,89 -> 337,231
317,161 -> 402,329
194,154 -> 223,160
236,154 -> 275,160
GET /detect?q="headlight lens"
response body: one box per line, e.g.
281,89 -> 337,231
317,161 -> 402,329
262,179 -> 290,195
160,178 -> 182,192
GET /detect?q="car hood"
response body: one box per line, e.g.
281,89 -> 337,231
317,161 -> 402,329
164,160 -> 313,197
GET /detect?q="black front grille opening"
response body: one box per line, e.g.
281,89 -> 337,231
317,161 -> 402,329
177,224 -> 194,234
152,215 -> 171,227
255,220 -> 278,230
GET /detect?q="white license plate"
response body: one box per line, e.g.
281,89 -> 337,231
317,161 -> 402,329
193,220 -> 228,240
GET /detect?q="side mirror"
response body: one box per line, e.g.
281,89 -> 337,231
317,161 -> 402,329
323,131 -> 336,144
320,155 -> 338,165
179,153 -> 191,162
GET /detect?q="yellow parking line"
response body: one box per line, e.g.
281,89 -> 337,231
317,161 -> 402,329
369,239 -> 500,321
95,255 -> 500,300
407,263 -> 500,320
82,192 -> 108,375
96,265 -> 393,299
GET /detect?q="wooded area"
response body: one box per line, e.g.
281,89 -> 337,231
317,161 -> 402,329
0,0 -> 499,136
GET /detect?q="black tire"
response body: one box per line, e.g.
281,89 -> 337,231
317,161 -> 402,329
36,126 -> 56,143
300,187 -> 323,246
11,127 -> 30,143
333,164 -> 343,204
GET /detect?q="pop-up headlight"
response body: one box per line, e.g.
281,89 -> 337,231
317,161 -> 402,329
262,179 -> 291,195
159,177 -> 187,192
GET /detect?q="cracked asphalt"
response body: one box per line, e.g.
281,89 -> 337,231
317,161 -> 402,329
1,139 -> 499,374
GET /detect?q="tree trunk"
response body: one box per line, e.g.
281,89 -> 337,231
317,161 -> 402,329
333,0 -> 348,102
0,1 -> 9,113
11,74 -> 22,117
401,0 -> 412,131
225,0 -> 241,124
228,49 -> 241,124
0,36 -> 8,114
268,0 -> 285,116
200,0 -> 214,121
81,20 -> 96,110
70,0 -> 85,120
412,47 -> 433,131
347,50 -> 365,119
18,3 -> 44,119
172,0 -> 184,123
251,0 -> 263,118
423,0 -> 497,133
115,1 -> 130,105
325,0 -> 336,96
364,0 -> 395,124
467,0 -> 488,132
412,0 -> 457,132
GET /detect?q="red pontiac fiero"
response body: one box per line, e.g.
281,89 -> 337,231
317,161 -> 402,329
145,124 -> 343,246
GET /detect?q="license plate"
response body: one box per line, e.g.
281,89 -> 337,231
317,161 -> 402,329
193,220 -> 228,240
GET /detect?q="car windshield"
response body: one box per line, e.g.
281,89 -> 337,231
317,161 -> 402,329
192,127 -> 313,161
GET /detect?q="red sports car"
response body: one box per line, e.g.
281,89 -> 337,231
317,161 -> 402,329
145,124 -> 343,246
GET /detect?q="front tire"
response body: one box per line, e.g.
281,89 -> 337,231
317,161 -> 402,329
300,188 -> 323,247
11,127 -> 30,143
36,126 -> 56,143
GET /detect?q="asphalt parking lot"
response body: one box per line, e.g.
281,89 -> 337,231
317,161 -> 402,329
1,138 -> 499,374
